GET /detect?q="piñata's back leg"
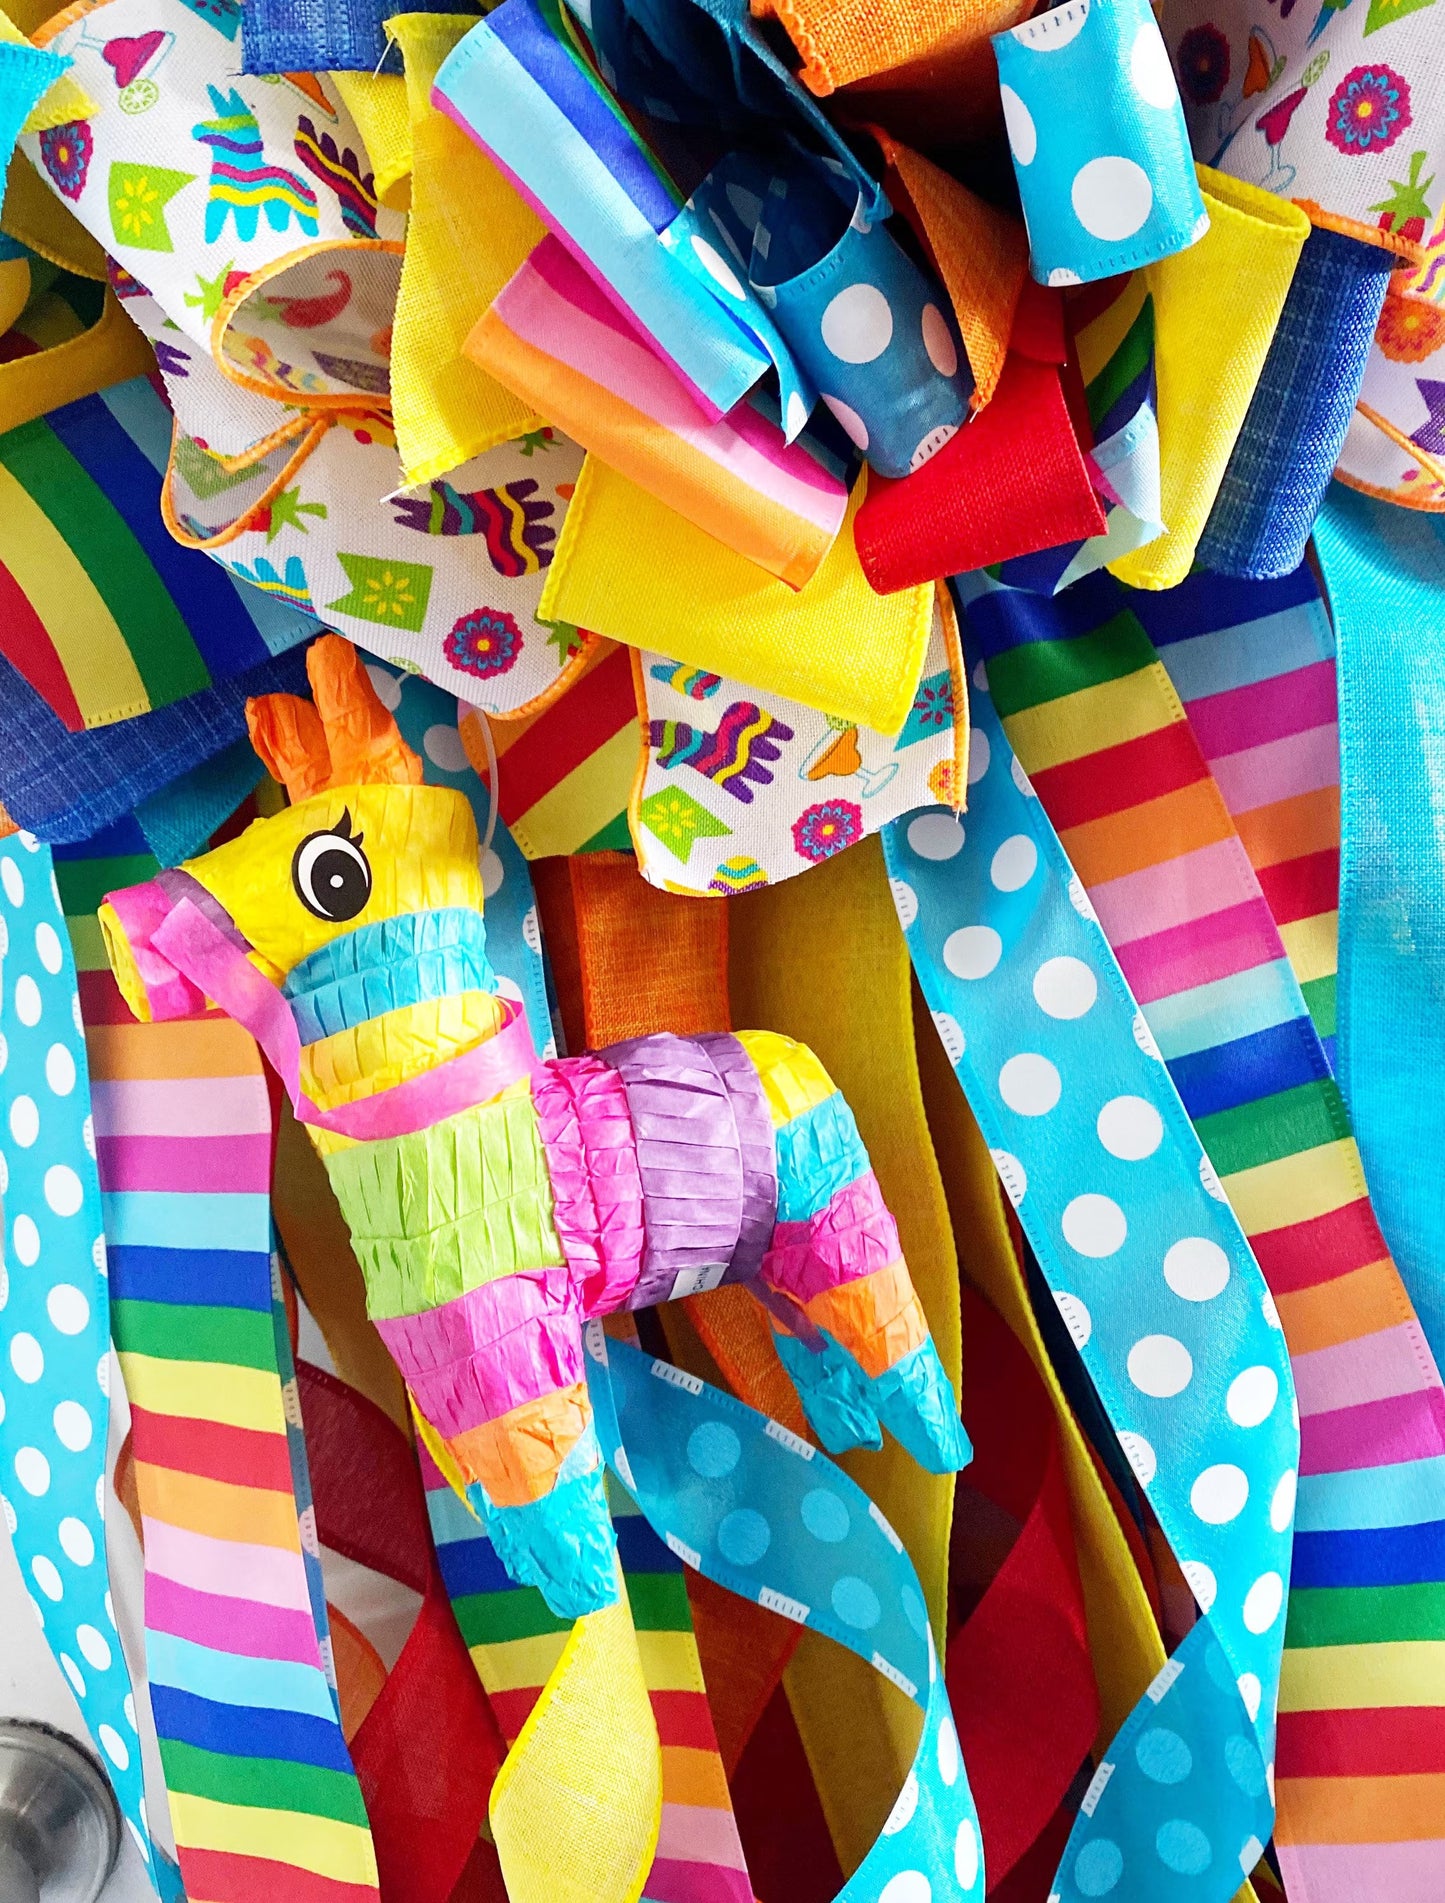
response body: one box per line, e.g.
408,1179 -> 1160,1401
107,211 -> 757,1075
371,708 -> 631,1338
737,1031 -> 971,1475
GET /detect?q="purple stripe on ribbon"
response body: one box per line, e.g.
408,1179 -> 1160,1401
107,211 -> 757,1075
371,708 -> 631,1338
601,1033 -> 745,1308
763,1170 -> 900,1307
374,1269 -> 583,1435
696,1032 -> 777,1288
533,1053 -> 646,1315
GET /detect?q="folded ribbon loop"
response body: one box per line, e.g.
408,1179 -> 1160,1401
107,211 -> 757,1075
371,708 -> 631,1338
993,0 -> 1207,286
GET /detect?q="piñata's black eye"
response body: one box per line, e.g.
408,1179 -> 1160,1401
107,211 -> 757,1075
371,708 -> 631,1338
292,811 -> 371,923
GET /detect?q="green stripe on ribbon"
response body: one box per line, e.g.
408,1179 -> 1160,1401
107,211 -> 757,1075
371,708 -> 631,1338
0,415 -> 209,709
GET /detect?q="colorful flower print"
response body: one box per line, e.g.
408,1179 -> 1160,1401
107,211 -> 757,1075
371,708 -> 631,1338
445,608 -> 524,678
39,121 -> 93,200
1376,288 -> 1445,363
792,798 -> 864,862
1326,65 -> 1411,156
928,758 -> 960,806
1177,25 -> 1231,104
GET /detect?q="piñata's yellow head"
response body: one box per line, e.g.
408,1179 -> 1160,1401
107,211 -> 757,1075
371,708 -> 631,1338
99,635 -> 484,1020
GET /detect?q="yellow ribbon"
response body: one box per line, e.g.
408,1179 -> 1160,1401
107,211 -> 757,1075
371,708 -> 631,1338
329,72 -> 414,211
540,461 -> 933,733
411,1399 -> 662,1903
1108,167 -> 1309,592
386,11 -> 544,486
489,1584 -> 661,1903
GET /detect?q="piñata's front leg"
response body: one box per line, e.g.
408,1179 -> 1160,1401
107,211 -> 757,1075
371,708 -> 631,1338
323,1094 -> 620,1621
737,1032 -> 971,1475
379,1272 -> 619,1620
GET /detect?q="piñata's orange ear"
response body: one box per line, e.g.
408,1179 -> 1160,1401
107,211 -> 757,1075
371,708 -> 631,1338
245,693 -> 333,804
309,634 -> 424,789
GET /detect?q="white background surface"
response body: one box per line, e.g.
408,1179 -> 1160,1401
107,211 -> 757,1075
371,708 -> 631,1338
0,1524 -> 154,1902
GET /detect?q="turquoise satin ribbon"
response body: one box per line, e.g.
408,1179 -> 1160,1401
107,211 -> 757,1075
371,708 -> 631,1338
1315,483 -> 1445,1373
992,0 -> 1206,288
587,1327 -> 984,1901
884,672 -> 1296,1903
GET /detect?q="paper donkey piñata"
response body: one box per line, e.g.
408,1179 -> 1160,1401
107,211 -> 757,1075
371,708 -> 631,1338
98,636 -> 968,1616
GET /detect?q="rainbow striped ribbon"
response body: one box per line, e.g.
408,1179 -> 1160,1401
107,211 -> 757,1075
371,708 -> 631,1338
0,832 -> 172,1891
457,640 -> 637,858
470,237 -> 849,589
420,1443 -> 753,1902
959,566 -> 1445,1903
58,821 -> 381,1903
0,376 -> 316,732
1147,568 -> 1340,1068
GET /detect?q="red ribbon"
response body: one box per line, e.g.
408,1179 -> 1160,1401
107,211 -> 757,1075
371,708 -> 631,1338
853,283 -> 1106,593
298,1361 -> 507,1903
950,1288 -> 1100,1889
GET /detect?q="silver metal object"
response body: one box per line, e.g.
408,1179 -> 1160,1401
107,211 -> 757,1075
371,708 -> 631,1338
0,1721 -> 120,1902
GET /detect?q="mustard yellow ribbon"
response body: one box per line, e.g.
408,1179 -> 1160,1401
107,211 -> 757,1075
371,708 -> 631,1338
728,834 -> 960,1867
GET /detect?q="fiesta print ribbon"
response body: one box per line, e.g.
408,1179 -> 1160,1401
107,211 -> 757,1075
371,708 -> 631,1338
884,674 -> 1297,1903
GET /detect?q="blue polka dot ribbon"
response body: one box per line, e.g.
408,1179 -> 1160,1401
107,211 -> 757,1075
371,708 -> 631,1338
992,0 -> 1208,286
0,833 -> 172,1893
883,670 -> 1296,1903
688,149 -> 971,478
586,1327 -> 983,1903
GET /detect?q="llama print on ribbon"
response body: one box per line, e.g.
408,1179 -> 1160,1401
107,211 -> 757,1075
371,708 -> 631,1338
649,663 -> 721,700
178,0 -> 240,38
192,86 -> 319,241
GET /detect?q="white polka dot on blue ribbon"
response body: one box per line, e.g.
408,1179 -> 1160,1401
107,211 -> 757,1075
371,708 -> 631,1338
685,147 -> 971,479
991,0 -> 1209,286
883,662 -> 1295,1903
366,662 -> 560,1058
0,834 -> 164,1885
587,1325 -> 983,1902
